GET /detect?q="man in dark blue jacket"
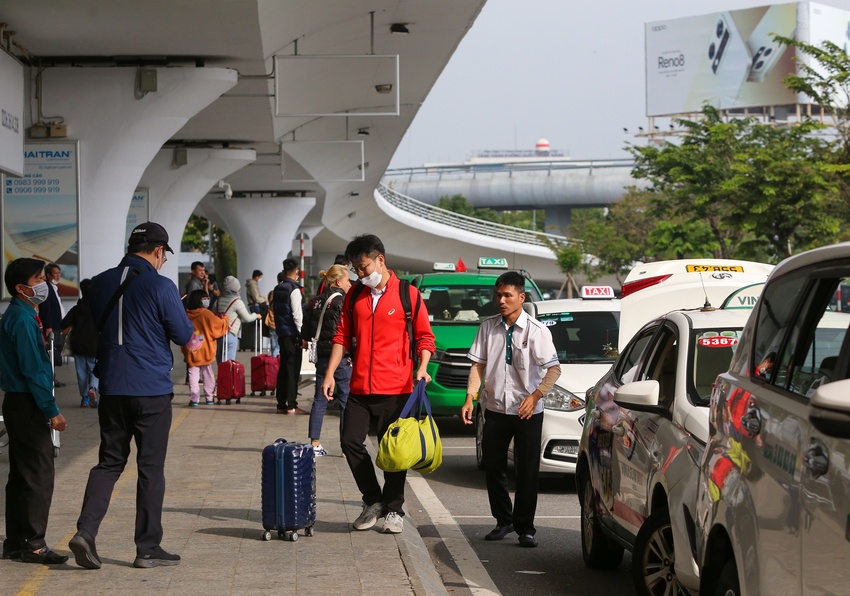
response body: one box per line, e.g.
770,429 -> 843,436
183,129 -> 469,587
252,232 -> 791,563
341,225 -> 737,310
273,258 -> 306,414
68,222 -> 193,571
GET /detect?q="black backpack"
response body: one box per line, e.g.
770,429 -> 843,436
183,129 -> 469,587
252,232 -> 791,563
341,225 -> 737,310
347,279 -> 421,360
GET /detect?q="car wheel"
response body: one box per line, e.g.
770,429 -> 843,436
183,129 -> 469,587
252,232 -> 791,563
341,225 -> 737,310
474,405 -> 485,470
632,507 -> 689,596
580,473 -> 624,569
714,559 -> 740,596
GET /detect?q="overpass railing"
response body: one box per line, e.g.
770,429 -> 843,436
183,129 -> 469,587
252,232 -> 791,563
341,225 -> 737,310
383,158 -> 635,182
376,182 -> 573,248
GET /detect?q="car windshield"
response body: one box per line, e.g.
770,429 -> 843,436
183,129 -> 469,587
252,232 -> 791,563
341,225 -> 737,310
537,311 -> 620,363
691,328 -> 743,405
420,284 -> 543,324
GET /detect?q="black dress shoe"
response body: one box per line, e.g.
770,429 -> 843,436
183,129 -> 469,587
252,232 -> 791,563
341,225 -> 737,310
518,533 -> 539,548
1,549 -> 21,560
69,530 -> 102,569
20,547 -> 69,565
54,380 -> 66,388
484,524 -> 514,541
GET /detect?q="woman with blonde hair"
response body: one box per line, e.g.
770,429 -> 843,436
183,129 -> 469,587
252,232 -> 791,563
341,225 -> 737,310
301,264 -> 352,456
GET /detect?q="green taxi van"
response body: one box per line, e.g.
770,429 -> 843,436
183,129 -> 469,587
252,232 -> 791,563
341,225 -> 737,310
408,258 -> 544,415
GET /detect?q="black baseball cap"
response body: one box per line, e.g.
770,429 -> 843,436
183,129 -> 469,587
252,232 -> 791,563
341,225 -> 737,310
128,221 -> 174,253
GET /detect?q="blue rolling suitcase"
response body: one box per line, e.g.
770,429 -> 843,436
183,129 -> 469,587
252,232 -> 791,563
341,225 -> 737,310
261,438 -> 316,541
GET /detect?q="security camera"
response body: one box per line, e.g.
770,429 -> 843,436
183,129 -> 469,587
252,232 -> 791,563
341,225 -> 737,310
217,180 -> 233,200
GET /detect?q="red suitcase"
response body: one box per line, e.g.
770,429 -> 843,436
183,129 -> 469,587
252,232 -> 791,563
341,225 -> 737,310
251,355 -> 278,395
249,320 -> 278,395
217,360 -> 246,404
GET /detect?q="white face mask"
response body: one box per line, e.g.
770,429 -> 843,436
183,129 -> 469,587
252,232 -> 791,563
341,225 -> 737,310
24,281 -> 50,305
360,259 -> 383,289
50,278 -> 59,286
201,299 -> 211,308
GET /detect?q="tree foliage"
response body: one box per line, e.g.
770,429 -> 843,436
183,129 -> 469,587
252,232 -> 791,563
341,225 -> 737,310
628,104 -> 842,263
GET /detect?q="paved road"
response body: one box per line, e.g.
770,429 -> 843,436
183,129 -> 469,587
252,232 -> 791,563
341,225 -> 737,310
407,416 -> 634,595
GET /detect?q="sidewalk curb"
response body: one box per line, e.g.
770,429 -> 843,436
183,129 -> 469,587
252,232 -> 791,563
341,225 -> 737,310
366,436 -> 447,596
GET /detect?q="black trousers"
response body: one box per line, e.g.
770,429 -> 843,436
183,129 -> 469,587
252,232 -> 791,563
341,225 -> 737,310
276,335 -> 302,410
76,394 -> 172,556
482,409 -> 544,536
340,393 -> 408,515
3,393 -> 55,553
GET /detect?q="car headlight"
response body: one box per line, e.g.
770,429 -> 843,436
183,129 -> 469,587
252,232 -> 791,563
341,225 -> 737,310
543,385 -> 585,412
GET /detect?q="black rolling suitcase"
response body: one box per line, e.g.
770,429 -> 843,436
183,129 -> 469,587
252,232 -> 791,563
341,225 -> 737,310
261,438 -> 316,541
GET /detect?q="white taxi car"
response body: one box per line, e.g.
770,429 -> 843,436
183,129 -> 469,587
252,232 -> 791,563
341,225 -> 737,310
473,286 -> 621,475
696,243 -> 850,596
577,305 -> 754,594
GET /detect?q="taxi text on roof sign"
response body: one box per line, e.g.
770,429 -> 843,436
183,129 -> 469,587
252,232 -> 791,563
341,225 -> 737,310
580,285 -> 615,299
478,257 -> 508,269
686,265 -> 744,273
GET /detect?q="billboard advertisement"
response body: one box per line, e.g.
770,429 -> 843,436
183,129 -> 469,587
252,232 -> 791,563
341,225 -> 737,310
0,50 -> 24,177
2,142 -> 80,298
645,2 -> 850,117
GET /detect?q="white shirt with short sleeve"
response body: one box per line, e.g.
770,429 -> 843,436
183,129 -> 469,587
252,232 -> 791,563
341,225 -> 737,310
467,309 -> 559,416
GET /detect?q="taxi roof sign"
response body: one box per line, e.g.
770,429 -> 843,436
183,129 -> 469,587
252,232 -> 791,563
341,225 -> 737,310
432,262 -> 456,272
478,257 -> 508,270
581,285 -> 615,299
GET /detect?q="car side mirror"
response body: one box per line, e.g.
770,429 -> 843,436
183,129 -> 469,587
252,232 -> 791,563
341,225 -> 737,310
809,378 -> 850,439
523,302 -> 537,318
613,380 -> 666,414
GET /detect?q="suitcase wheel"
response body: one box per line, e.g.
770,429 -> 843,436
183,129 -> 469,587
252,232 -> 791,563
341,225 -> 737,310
281,530 -> 297,542
262,531 -> 272,542
236,398 -> 241,404
251,392 -> 256,396
305,526 -> 314,537
225,399 -> 231,405
260,391 -> 266,397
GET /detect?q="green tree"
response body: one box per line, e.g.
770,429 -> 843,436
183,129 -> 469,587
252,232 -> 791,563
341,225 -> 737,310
181,214 -> 210,253
629,105 -> 752,259
778,37 -> 850,158
437,194 -> 500,223
212,224 -> 237,280
629,104 -> 842,262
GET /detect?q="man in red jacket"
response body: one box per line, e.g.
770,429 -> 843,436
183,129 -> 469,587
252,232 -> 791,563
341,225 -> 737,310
322,234 -> 435,535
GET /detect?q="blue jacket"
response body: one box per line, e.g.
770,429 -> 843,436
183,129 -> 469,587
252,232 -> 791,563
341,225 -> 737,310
0,297 -> 58,418
90,254 -> 193,397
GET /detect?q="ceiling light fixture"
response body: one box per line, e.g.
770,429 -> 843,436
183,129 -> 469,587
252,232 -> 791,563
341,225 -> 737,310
375,83 -> 393,94
390,23 -> 410,34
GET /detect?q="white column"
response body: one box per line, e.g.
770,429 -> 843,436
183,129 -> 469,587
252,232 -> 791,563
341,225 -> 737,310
140,147 -> 256,286
38,67 -> 238,278
199,196 -> 316,298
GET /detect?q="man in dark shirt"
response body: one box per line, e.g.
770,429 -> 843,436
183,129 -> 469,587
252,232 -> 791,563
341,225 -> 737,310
68,222 -> 193,570
0,258 -> 68,564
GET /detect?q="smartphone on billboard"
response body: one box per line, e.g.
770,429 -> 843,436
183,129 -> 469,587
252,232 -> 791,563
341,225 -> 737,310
746,4 -> 796,82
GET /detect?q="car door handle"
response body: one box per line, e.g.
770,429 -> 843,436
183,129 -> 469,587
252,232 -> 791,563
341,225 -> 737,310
590,407 -> 602,420
611,422 -> 625,437
740,406 -> 761,437
803,444 -> 829,477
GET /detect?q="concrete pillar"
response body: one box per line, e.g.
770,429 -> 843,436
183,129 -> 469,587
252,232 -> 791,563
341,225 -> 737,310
198,196 -> 316,300
140,147 -> 256,286
37,66 -> 238,278
544,205 -> 571,236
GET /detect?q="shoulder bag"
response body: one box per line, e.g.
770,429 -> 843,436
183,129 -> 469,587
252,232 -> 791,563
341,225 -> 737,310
308,292 -> 342,364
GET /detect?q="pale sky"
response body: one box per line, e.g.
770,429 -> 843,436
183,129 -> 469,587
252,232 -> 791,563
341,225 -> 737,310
390,0 -> 850,168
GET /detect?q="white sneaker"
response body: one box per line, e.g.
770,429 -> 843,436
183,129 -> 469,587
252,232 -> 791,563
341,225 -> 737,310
353,502 -> 383,531
382,511 -> 403,534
